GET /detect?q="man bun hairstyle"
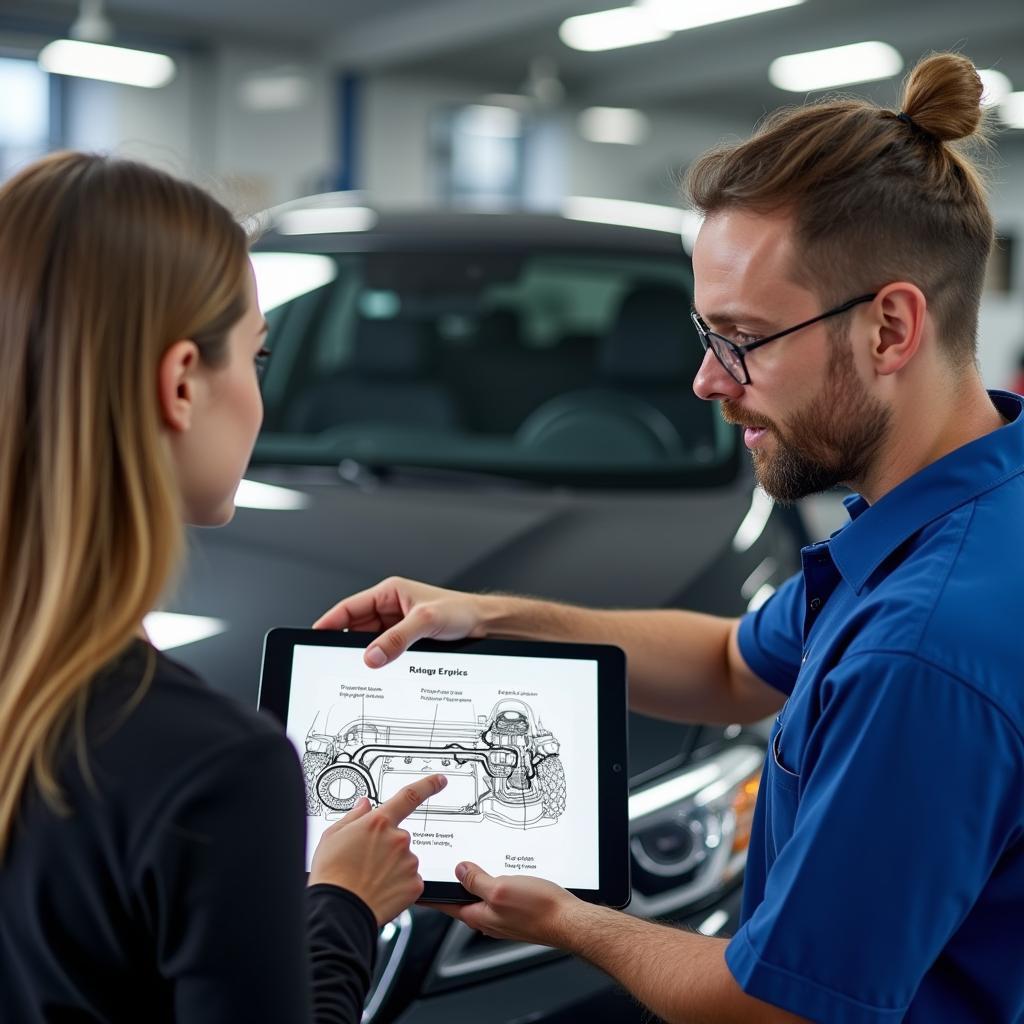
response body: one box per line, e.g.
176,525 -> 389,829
686,52 -> 994,368
900,52 -> 984,142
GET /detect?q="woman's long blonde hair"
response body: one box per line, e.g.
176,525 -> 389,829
0,152 -> 249,856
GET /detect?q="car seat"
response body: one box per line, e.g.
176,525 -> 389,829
514,282 -> 713,462
599,282 -> 717,460
286,317 -> 459,433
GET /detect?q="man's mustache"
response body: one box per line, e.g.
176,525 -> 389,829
721,401 -> 775,432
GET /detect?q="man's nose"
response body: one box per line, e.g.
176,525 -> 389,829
693,348 -> 745,402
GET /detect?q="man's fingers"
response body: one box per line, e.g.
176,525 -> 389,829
365,622 -> 413,667
314,581 -> 397,630
455,861 -> 496,900
377,773 -> 447,826
313,594 -> 363,630
366,603 -> 442,666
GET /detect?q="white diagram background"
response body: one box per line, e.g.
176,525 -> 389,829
286,644 -> 601,889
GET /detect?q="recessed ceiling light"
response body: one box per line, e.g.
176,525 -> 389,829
559,7 -> 671,53
638,0 -> 805,33
769,41 -> 903,92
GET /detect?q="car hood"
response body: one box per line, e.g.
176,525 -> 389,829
167,466 -> 756,777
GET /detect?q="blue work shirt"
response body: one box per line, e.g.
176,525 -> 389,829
727,391 -> 1024,1023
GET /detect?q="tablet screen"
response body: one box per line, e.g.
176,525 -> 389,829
284,642 -> 601,890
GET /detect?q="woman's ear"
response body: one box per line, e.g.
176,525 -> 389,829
158,340 -> 201,432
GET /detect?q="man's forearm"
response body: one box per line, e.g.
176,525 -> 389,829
478,594 -> 772,724
556,903 -> 805,1024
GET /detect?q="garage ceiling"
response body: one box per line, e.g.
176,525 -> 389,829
1,0 -> 1022,121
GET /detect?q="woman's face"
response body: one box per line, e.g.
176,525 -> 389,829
165,263 -> 267,527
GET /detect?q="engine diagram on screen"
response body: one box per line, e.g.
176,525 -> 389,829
301,698 -> 566,829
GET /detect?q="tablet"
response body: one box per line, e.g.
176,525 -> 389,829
258,628 -> 630,908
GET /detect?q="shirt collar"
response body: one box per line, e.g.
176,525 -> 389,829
828,390 -> 1024,593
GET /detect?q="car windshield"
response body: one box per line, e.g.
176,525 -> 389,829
252,246 -> 736,487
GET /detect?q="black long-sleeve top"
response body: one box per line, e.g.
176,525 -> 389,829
0,640 -> 377,1022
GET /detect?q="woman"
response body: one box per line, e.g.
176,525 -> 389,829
0,151 -> 444,1022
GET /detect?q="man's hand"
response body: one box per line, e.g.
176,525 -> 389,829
425,861 -> 587,948
428,862 -> 808,1024
314,577 -> 490,668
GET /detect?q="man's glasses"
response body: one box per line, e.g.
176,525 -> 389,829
691,293 -> 877,386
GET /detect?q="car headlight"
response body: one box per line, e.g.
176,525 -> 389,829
628,743 -> 763,920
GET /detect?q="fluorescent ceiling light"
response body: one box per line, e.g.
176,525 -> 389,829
1001,92 -> 1024,129
578,106 -> 650,145
38,39 -> 175,88
276,206 -> 377,235
769,41 -> 903,92
234,478 -> 310,511
559,7 -> 671,52
143,611 -> 226,651
250,252 -> 337,312
979,69 -> 1012,108
639,0 -> 804,33
564,196 -> 687,234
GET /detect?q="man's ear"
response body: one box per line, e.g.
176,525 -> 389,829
869,282 -> 928,377
158,340 -> 201,432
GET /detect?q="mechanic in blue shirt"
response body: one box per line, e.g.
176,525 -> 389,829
319,52 -> 1024,1022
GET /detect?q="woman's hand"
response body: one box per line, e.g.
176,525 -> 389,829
309,773 -> 447,926
314,577 -> 492,668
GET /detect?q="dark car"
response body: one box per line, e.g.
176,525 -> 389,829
163,199 -> 807,1023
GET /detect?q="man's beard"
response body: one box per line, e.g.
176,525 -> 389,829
722,336 -> 891,504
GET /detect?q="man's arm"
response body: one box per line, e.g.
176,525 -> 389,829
570,905 -> 807,1024
315,578 -> 786,725
479,594 -> 785,724
433,864 -> 807,1024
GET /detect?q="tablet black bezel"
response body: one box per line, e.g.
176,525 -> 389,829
258,627 -> 630,909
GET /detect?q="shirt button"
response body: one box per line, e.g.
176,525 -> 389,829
809,597 -> 822,610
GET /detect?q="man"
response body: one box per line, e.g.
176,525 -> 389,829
316,53 -> 1024,1023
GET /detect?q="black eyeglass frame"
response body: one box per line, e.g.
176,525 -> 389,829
691,293 -> 877,386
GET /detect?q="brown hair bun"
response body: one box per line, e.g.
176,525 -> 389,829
900,53 -> 984,143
